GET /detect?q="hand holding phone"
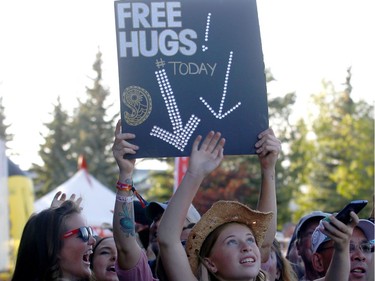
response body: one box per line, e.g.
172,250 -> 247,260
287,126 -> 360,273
335,199 -> 368,224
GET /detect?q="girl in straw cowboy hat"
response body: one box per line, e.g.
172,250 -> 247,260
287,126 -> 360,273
158,128 -> 281,281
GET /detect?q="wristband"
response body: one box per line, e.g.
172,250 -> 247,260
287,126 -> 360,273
116,194 -> 134,203
116,180 -> 148,208
116,179 -> 133,191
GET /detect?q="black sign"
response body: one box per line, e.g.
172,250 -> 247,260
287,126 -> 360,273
114,0 -> 268,158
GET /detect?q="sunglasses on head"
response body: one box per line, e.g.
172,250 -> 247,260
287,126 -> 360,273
63,226 -> 93,242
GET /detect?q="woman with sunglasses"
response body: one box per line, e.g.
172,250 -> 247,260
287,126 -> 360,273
11,200 -> 96,281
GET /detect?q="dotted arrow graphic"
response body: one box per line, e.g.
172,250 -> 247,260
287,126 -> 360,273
200,51 -> 241,119
150,69 -> 201,151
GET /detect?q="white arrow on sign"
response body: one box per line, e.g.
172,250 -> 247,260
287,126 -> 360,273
150,69 -> 201,151
200,51 -> 241,119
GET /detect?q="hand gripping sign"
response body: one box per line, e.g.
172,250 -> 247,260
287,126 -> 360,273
114,0 -> 268,159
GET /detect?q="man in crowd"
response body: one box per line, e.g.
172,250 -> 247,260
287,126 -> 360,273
312,219 -> 374,281
295,211 -> 330,280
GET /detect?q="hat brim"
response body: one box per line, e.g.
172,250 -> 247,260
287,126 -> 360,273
185,200 -> 273,276
295,211 -> 330,238
357,219 -> 375,240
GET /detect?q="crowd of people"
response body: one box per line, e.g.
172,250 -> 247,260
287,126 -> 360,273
11,119 -> 374,281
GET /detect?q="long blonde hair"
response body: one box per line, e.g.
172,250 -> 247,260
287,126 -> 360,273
272,239 -> 297,281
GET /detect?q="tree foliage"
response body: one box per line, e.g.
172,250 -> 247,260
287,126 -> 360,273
292,68 -> 374,219
33,50 -> 119,197
32,97 -> 76,196
193,155 -> 263,213
69,50 -> 118,187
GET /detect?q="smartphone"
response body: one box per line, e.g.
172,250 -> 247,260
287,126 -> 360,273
335,200 -> 368,224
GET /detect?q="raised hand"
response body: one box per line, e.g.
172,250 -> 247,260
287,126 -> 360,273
112,120 -> 138,177
50,191 -> 82,208
186,131 -> 225,179
255,128 -> 281,171
320,212 -> 359,252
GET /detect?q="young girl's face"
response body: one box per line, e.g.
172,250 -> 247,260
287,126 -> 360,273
205,223 -> 261,280
59,213 -> 96,279
92,238 -> 118,281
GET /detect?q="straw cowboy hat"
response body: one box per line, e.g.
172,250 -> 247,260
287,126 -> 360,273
185,200 -> 273,275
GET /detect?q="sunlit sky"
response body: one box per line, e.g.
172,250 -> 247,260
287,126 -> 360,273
0,0 -> 374,170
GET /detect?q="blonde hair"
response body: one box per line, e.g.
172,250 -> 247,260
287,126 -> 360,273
272,239 -> 298,281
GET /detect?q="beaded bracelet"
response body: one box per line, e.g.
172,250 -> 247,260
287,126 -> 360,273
116,180 -> 133,191
116,194 -> 134,203
115,180 -> 149,208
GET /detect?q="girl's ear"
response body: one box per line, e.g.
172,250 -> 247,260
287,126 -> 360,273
203,257 -> 218,273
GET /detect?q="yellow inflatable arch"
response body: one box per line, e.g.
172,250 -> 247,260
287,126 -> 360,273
0,159 -> 34,281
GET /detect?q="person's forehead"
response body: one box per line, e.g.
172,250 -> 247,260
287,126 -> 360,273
96,240 -> 116,252
218,223 -> 253,237
65,213 -> 86,228
98,237 -> 115,247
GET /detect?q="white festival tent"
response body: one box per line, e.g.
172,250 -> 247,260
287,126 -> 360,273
34,166 -> 115,232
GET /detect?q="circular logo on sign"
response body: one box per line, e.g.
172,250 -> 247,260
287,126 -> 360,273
122,86 -> 152,126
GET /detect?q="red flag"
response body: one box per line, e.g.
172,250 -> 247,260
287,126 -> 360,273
174,157 -> 189,192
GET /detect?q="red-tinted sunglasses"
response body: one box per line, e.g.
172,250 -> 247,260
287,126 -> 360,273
63,226 -> 93,242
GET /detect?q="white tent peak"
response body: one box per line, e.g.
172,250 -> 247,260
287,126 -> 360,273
77,155 -> 94,187
34,169 -> 115,227
77,154 -> 88,170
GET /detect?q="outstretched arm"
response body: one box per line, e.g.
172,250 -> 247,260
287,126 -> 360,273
314,212 -> 358,281
158,131 -> 225,281
112,120 -> 140,270
255,128 -> 281,261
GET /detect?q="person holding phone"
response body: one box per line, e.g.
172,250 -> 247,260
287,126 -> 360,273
311,212 -> 374,281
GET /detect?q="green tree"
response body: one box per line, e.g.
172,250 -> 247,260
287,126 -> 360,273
292,68 -> 374,218
144,158 -> 174,203
32,97 -> 76,197
34,50 -> 119,196
268,91 -> 299,227
69,49 -> 118,188
193,155 -> 264,213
